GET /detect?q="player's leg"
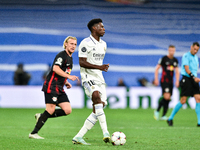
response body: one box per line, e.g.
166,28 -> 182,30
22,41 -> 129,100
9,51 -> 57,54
29,92 -> 56,139
194,94 -> 200,126
154,98 -> 163,120
29,103 -> 55,139
154,84 -> 165,120
72,112 -> 97,145
92,85 -> 110,143
167,76 -> 190,126
194,95 -> 200,126
72,82 -> 98,145
167,96 -> 186,126
50,94 -> 71,118
160,92 -> 171,120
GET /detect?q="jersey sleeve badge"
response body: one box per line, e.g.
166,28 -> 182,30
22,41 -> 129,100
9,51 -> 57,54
55,57 -> 63,66
81,47 -> 87,52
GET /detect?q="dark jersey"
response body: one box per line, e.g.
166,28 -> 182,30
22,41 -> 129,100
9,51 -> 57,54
42,50 -> 73,95
158,55 -> 178,84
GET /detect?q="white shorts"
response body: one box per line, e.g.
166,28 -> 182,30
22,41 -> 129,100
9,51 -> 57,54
83,80 -> 107,105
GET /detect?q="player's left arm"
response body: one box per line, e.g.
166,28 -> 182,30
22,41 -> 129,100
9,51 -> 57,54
184,65 -> 200,83
79,57 -> 109,72
174,67 -> 180,87
65,80 -> 72,89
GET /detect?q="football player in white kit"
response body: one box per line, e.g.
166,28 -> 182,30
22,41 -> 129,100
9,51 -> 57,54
72,18 -> 110,145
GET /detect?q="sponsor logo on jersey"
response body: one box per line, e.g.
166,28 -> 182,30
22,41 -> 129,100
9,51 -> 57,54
55,57 -> 62,66
167,65 -> 174,71
93,53 -> 105,61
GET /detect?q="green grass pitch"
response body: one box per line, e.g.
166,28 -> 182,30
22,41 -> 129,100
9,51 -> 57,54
0,108 -> 199,150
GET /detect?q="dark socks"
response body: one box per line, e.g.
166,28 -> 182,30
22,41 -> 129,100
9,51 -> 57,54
49,109 -> 66,118
157,98 -> 164,112
163,99 -> 170,116
31,110 -> 50,134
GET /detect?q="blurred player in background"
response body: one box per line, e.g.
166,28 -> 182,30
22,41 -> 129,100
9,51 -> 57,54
29,36 -> 79,139
72,18 -> 110,145
167,42 -> 200,126
154,45 -> 179,120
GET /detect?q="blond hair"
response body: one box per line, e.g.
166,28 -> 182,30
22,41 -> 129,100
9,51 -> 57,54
63,36 -> 77,49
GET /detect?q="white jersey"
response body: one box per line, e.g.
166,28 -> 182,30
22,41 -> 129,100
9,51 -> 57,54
78,35 -> 107,84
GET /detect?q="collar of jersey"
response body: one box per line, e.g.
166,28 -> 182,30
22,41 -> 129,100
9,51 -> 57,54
90,35 -> 102,44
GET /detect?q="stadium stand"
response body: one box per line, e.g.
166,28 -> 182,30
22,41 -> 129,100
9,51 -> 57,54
0,0 -> 200,86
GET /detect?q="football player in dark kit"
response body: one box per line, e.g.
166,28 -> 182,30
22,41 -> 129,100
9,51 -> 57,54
154,45 -> 180,121
29,36 -> 79,139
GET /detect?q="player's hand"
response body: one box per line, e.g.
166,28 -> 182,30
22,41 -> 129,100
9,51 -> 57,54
65,81 -> 72,89
68,75 -> 79,81
154,79 -> 159,86
100,63 -> 109,72
175,80 -> 179,88
194,77 -> 200,83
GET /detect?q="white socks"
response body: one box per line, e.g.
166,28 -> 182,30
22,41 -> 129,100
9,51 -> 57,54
75,112 -> 97,138
95,103 -> 108,135
74,103 -> 108,138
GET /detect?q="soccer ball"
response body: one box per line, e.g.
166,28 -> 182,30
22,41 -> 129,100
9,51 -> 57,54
111,131 -> 126,146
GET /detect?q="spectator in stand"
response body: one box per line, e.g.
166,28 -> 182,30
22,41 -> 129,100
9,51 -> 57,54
13,63 -> 31,85
117,78 -> 127,87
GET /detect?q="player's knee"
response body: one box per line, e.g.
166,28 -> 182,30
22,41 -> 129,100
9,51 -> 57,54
63,108 -> 72,115
180,99 -> 186,104
163,93 -> 171,100
46,109 -> 55,115
92,91 -> 101,104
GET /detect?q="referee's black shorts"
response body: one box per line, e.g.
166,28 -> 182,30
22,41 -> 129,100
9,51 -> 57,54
180,76 -> 200,97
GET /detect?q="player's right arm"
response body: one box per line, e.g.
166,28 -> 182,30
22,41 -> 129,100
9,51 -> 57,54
78,39 -> 109,72
154,64 -> 161,86
53,65 -> 79,81
79,57 -> 109,72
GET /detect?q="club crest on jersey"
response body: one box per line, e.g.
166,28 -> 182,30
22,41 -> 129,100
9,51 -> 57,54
52,97 -> 57,102
55,57 -> 62,66
81,47 -> 87,52
174,62 -> 177,66
165,88 -> 169,93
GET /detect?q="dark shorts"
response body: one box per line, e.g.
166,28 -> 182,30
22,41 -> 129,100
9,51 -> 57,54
180,76 -> 200,97
161,82 -> 173,95
44,92 -> 70,105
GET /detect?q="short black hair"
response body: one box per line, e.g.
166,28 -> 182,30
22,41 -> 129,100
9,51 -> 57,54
87,18 -> 103,32
169,45 -> 175,48
193,42 -> 199,47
